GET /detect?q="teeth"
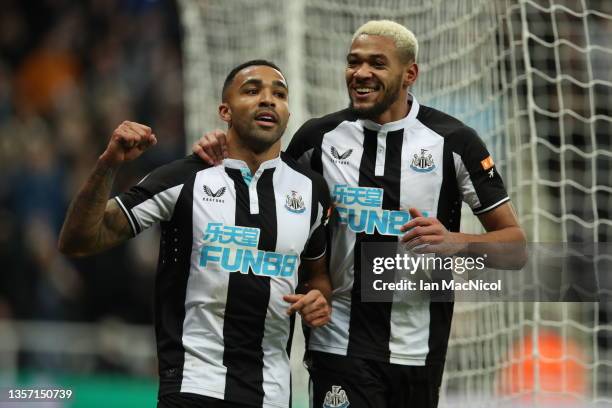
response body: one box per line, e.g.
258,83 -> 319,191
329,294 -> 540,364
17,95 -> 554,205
356,87 -> 375,93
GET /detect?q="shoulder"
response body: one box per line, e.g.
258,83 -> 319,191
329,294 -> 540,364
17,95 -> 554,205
416,104 -> 484,151
295,108 -> 358,137
280,152 -> 329,192
138,154 -> 213,188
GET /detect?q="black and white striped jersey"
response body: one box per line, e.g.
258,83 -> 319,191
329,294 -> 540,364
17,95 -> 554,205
286,95 -> 509,366
115,152 -> 330,407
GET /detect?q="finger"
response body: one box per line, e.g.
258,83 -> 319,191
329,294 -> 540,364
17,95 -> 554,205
284,294 -> 306,315
283,294 -> 302,303
404,235 -> 443,251
286,298 -> 307,315
116,132 -> 139,149
409,207 -> 424,218
400,216 -> 433,232
119,125 -> 143,144
213,131 -> 229,158
401,225 -> 441,243
124,121 -> 148,138
307,315 -> 331,328
139,133 -> 157,149
128,122 -> 152,136
193,143 -> 215,165
299,296 -> 327,316
206,134 -> 224,163
303,308 -> 330,323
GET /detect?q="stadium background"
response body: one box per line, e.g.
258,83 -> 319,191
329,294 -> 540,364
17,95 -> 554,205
0,0 -> 610,407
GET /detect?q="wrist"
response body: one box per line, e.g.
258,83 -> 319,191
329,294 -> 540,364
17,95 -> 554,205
98,152 -> 122,170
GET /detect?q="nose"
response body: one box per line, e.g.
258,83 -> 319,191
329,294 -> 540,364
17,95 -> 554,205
259,88 -> 275,107
353,63 -> 373,80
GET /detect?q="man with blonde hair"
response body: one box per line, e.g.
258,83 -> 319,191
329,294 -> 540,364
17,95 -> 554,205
194,20 -> 526,408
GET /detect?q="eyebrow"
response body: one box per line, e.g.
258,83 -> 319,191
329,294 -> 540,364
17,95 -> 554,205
347,53 -> 389,61
240,78 -> 288,90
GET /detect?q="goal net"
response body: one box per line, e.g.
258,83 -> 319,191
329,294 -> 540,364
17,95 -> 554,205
177,0 -> 612,406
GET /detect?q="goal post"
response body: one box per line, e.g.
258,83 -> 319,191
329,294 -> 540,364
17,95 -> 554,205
177,0 -> 612,406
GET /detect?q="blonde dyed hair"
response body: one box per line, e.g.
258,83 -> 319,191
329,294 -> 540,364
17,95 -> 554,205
352,20 -> 418,63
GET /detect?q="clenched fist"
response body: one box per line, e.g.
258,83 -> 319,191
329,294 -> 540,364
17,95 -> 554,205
100,121 -> 157,166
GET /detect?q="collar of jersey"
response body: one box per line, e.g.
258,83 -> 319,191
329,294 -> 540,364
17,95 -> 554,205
359,93 -> 420,132
222,155 -> 281,171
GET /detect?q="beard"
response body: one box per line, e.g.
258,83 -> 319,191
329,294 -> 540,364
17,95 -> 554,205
231,116 -> 287,154
348,76 -> 402,120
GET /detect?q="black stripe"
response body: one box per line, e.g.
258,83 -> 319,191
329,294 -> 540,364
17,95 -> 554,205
437,142 -> 462,232
347,128 -> 404,361
156,175 -> 195,396
222,168 -> 275,406
425,142 -> 457,364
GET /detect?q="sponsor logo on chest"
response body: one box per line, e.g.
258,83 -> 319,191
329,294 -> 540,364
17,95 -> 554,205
203,185 -> 226,203
330,146 -> 353,165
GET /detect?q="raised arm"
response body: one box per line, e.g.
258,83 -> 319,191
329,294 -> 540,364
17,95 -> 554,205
58,121 -> 157,257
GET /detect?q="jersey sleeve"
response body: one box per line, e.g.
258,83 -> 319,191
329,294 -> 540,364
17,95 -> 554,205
453,127 -> 510,215
301,174 -> 331,260
114,159 -> 190,236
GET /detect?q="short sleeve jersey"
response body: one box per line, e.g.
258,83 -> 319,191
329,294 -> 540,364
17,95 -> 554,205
286,95 -> 509,366
115,153 -> 330,408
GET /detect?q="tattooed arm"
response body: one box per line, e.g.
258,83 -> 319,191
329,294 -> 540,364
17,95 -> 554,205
58,121 -> 157,257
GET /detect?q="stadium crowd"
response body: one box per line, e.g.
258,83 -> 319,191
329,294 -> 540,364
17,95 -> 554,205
0,0 -> 183,334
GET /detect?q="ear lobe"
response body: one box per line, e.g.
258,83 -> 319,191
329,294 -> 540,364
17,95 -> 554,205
218,103 -> 231,123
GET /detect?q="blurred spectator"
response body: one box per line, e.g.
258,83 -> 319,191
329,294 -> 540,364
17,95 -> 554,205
0,0 -> 184,373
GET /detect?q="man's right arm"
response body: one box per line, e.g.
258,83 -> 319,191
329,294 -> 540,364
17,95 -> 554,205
58,121 -> 157,257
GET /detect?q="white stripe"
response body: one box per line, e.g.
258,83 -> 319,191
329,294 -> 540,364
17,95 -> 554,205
453,151 -> 481,210
180,167 -> 234,397
262,279 -> 292,407
473,196 -> 510,215
309,377 -> 313,408
302,202 -> 325,261
114,196 -> 138,235
261,160 -> 312,405
390,125 -> 445,364
130,184 -> 184,231
308,122 -> 365,356
374,131 -> 386,176
308,202 -> 324,238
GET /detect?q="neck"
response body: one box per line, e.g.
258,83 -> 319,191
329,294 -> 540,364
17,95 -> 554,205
372,89 -> 411,124
226,129 -> 281,174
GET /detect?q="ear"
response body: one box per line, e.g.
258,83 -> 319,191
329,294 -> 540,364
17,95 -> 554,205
218,103 -> 231,124
403,62 -> 418,88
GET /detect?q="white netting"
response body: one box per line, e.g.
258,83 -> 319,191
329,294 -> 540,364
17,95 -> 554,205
177,0 -> 612,406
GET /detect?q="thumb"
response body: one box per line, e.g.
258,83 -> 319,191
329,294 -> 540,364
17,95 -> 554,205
409,207 -> 423,219
283,294 -> 302,304
284,294 -> 306,316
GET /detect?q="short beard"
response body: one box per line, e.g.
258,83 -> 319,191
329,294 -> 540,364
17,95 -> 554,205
232,119 -> 285,154
348,78 -> 402,120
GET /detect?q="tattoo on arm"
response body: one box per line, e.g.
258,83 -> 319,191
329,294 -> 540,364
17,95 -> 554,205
59,161 -> 132,256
